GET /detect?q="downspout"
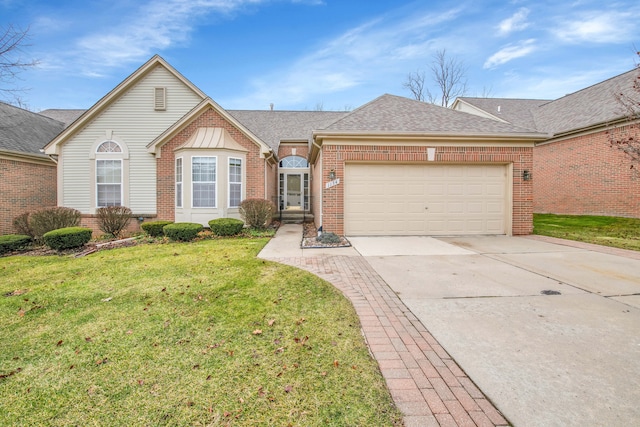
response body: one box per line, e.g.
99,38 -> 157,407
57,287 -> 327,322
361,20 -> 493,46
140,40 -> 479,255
263,149 -> 275,209
311,138 -> 323,231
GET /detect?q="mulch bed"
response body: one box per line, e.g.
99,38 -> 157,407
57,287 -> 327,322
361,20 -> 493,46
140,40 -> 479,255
301,222 -> 351,249
8,238 -> 139,257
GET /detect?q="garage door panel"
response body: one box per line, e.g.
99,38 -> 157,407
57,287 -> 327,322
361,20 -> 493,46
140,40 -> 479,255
427,201 -> 446,214
487,202 -> 504,214
406,200 -> 425,215
447,201 -> 465,214
427,184 -> 445,196
467,202 -> 483,214
345,164 -> 508,236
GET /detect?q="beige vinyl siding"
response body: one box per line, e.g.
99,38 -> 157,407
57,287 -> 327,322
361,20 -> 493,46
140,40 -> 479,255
61,142 -> 91,211
60,65 -> 203,214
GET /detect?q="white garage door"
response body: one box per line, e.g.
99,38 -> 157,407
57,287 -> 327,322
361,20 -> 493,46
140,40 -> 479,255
344,164 -> 508,236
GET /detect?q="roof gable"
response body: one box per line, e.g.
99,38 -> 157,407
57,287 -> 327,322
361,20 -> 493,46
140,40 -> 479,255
147,98 -> 274,161
44,55 -> 207,155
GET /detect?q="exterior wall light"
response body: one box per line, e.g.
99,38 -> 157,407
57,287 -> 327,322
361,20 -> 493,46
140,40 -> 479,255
329,169 -> 336,180
523,170 -> 532,181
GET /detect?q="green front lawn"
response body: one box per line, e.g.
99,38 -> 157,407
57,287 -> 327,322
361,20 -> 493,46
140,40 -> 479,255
533,213 -> 640,251
0,239 -> 402,426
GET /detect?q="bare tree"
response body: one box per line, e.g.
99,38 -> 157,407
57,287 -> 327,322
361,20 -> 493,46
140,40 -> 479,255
608,53 -> 640,170
0,24 -> 38,104
403,49 -> 468,107
403,69 -> 426,102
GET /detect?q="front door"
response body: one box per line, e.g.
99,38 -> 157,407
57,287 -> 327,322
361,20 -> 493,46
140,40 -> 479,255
279,172 -> 309,210
286,174 -> 302,209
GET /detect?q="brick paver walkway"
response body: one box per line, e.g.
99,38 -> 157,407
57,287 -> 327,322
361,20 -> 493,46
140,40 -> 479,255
265,254 -> 510,427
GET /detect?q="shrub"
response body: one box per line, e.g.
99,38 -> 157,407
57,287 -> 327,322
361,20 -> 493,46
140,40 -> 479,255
30,207 -> 81,241
12,213 -> 34,238
141,220 -> 174,237
96,206 -> 132,238
209,218 -> 244,236
239,198 -> 276,229
163,222 -> 203,242
43,227 -> 92,251
317,232 -> 342,244
0,235 -> 32,255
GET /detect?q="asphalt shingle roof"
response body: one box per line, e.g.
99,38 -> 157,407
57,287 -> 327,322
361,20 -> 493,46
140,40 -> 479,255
39,109 -> 86,128
456,98 -> 551,131
532,69 -> 638,134
0,102 -> 65,156
227,110 -> 347,151
322,94 -> 541,135
457,68 -> 639,136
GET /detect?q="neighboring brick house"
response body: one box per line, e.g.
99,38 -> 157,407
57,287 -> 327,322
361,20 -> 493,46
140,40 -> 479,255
44,55 -> 551,236
0,102 -> 64,234
453,67 -> 640,219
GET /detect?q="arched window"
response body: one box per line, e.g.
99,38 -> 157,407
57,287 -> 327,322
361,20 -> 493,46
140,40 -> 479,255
96,140 -> 123,207
279,156 -> 308,168
96,140 -> 122,153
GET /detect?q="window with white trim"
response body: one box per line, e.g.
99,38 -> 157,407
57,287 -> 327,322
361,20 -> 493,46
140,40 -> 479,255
229,158 -> 242,208
96,159 -> 122,207
175,157 -> 183,208
279,156 -> 308,168
192,156 -> 216,208
97,140 -> 122,153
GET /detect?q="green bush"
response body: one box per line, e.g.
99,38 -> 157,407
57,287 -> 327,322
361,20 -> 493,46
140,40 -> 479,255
43,227 -> 92,251
141,220 -> 174,237
30,207 -> 81,241
96,206 -> 132,238
163,222 -> 203,242
209,218 -> 244,236
317,232 -> 341,244
239,198 -> 276,229
0,235 -> 32,255
12,213 -> 34,238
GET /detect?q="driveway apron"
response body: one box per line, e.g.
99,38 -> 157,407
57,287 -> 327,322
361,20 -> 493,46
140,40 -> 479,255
349,234 -> 640,427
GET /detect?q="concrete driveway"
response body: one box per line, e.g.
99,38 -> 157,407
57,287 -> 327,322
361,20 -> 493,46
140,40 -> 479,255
349,235 -> 640,427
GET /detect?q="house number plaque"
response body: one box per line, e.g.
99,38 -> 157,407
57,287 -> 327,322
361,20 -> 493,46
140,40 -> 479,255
325,178 -> 340,189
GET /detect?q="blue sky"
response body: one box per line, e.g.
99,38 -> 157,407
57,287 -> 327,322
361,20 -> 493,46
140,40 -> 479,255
2,0 -> 639,112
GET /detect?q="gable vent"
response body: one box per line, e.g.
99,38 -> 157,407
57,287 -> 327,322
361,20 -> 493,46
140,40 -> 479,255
154,87 -> 166,111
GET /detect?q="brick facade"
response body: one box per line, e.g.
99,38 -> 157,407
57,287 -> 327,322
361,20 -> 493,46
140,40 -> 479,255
534,126 -> 640,218
319,144 -> 534,235
80,214 -> 148,236
277,143 -> 310,209
277,143 -> 309,160
1,157 -> 57,234
156,107 -> 272,221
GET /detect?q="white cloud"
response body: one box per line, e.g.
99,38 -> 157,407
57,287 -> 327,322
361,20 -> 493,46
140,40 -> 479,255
483,39 -> 536,69
65,0 -> 318,75
73,0 -> 258,71
497,7 -> 530,36
224,7 -> 465,108
553,10 -> 636,43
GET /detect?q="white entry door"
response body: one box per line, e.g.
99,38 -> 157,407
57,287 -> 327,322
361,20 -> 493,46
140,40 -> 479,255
279,172 -> 309,210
